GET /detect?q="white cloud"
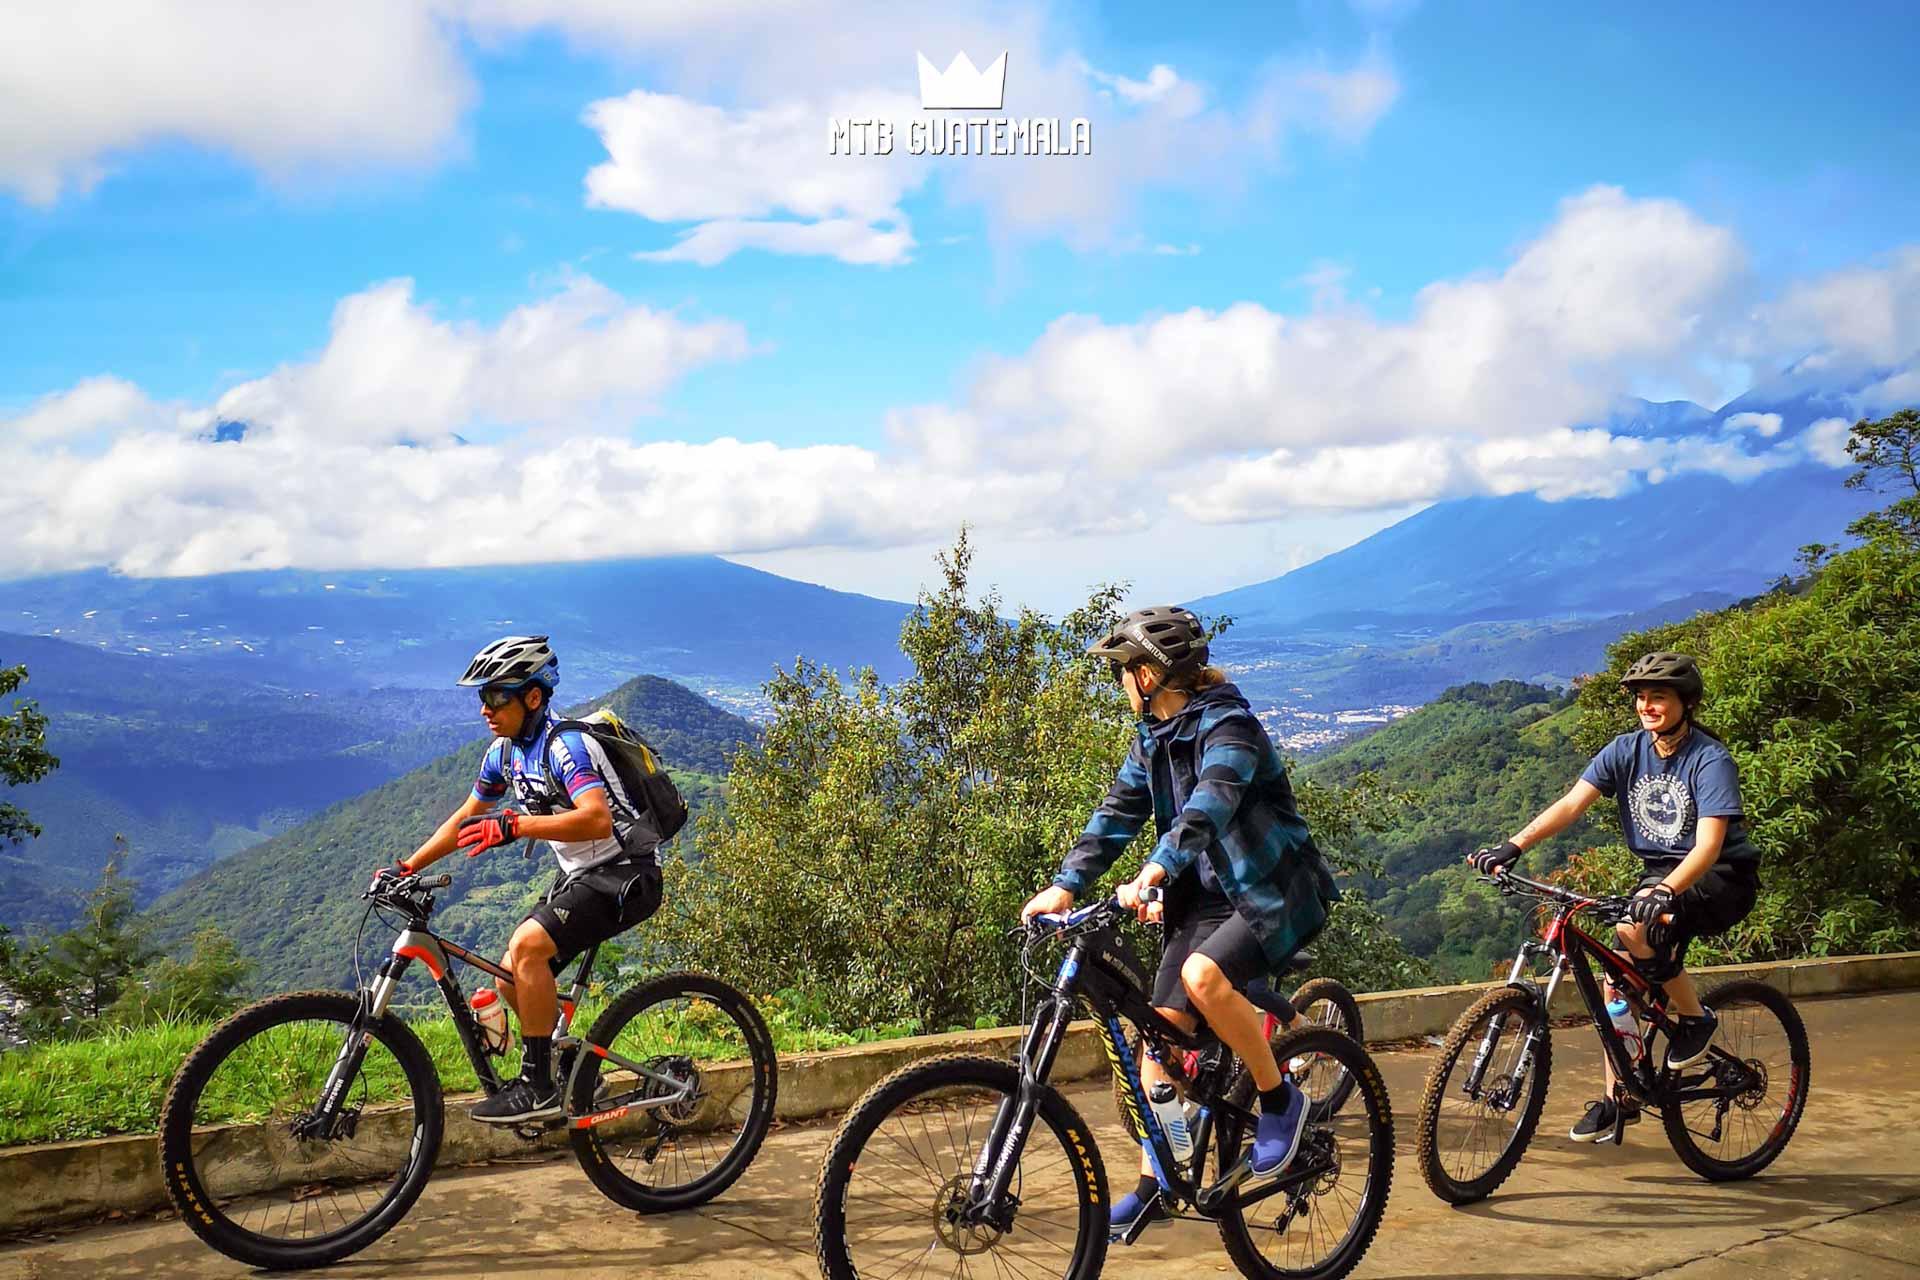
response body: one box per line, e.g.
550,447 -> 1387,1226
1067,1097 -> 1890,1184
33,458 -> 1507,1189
1751,247 -> 1920,368
1,376 -> 161,442
1086,63 -> 1184,106
0,0 -> 471,204
1802,417 -> 1855,468
209,276 -> 748,445
1723,411 -> 1783,437
636,218 -> 915,267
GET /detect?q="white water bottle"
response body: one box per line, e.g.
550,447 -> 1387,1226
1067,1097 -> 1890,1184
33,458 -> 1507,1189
1148,1081 -> 1194,1161
1605,995 -> 1643,1056
471,987 -> 512,1056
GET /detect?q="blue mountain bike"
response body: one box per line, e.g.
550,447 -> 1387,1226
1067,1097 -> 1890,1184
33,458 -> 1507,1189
813,894 -> 1394,1280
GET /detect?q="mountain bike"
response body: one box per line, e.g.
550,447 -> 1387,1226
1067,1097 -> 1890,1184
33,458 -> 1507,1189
159,868 -> 778,1269
1113,952 -> 1364,1140
1415,865 -> 1809,1204
814,893 -> 1394,1280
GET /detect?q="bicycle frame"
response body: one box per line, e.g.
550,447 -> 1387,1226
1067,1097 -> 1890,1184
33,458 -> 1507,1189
966,903 -> 1333,1234
306,881 -> 695,1137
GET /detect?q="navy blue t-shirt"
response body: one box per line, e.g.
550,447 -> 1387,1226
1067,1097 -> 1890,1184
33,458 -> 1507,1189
1580,729 -> 1758,871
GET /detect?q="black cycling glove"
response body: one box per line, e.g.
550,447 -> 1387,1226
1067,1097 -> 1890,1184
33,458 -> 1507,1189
1469,841 -> 1522,873
1628,884 -> 1675,927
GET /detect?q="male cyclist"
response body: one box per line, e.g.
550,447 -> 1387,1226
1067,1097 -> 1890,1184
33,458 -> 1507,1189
381,635 -> 663,1124
1021,606 -> 1340,1243
1470,651 -> 1760,1143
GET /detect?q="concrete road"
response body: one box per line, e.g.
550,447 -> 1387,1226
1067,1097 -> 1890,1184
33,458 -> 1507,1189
3,990 -> 1916,1280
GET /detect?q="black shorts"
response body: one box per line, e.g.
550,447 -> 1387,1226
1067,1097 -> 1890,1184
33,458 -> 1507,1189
1151,893 -> 1270,1015
1632,862 -> 1759,970
525,860 -> 662,972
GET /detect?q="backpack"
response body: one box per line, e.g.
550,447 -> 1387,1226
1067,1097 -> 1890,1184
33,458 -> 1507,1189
540,709 -> 690,849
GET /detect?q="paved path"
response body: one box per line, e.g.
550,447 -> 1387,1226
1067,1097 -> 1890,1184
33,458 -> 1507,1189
3,990 -> 1916,1279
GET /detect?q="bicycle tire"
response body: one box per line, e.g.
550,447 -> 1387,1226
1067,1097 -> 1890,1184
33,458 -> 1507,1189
1287,977 -> 1364,1122
159,990 -> 443,1270
1659,979 -> 1809,1182
568,970 -> 777,1212
1415,984 -> 1551,1205
1215,1026 -> 1394,1280
815,1053 -> 1108,1280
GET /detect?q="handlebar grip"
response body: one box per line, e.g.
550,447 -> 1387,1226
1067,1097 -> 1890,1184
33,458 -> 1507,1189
424,873 -> 453,889
1139,885 -> 1165,904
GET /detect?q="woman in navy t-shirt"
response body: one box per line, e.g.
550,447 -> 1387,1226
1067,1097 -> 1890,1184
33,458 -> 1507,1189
1468,651 -> 1761,1144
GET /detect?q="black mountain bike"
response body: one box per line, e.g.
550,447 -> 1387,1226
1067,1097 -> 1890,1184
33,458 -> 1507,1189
159,869 -> 778,1269
1416,865 -> 1809,1204
814,894 -> 1394,1280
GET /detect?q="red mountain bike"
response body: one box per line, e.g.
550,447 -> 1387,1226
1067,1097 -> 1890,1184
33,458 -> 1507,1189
1415,865 -> 1808,1204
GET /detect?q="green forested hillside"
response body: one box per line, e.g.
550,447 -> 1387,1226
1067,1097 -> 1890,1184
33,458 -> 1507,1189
1304,681 -> 1595,981
144,674 -> 751,994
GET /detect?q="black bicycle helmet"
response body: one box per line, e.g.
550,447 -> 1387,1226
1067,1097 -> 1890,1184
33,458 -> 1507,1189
1619,650 -> 1703,705
458,635 -> 559,690
1088,605 -> 1209,674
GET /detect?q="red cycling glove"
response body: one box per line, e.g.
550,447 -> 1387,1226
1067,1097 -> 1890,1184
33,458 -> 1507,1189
457,810 -> 521,856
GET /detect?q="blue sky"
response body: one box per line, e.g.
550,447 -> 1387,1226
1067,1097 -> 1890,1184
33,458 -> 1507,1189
3,1 -> 1917,609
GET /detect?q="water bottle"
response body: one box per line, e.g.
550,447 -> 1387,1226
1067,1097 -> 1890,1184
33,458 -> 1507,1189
1148,1081 -> 1194,1161
1605,995 -> 1643,1057
470,987 -> 512,1056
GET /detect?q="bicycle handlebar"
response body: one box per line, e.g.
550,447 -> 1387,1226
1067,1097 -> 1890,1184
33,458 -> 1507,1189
1480,865 -> 1632,921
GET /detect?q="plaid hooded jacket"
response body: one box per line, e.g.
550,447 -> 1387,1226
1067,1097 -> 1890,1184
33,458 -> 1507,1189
1052,682 -> 1339,970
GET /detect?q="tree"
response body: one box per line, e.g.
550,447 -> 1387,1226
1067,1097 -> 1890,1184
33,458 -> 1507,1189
0,664 -> 59,846
0,924 -> 68,1043
108,926 -> 252,1028
1842,407 -> 1920,547
53,842 -> 156,1022
657,530 -> 1426,1035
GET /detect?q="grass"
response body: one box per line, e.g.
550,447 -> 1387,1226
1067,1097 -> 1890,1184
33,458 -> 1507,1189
0,987 -> 924,1148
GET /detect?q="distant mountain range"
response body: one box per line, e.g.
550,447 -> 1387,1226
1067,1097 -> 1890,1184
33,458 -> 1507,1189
0,555 -> 915,696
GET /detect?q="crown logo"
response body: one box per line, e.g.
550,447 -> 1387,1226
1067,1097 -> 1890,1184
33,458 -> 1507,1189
916,51 -> 1007,111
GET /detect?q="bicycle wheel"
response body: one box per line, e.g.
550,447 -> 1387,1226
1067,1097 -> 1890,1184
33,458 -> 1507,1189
1415,984 -> 1551,1205
1659,979 -> 1810,1182
1215,1027 -> 1394,1280
1286,978 -> 1364,1123
816,1053 -> 1108,1280
158,990 -> 443,1270
568,970 -> 777,1211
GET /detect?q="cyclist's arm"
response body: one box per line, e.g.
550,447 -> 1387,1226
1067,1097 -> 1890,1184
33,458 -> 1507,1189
1145,729 -> 1259,881
518,784 -> 614,844
1053,748 -> 1153,897
408,793 -> 493,870
1653,816 -> 1727,895
1508,779 -> 1604,853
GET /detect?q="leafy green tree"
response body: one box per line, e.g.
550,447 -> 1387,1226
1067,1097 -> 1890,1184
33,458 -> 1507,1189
108,926 -> 252,1027
1842,407 -> 1920,547
53,842 -> 156,1022
659,531 -> 1425,1035
0,664 -> 59,846
0,925 -> 68,1043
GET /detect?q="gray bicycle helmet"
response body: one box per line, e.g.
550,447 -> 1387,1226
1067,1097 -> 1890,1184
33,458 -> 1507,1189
1619,650 -> 1703,705
1088,605 -> 1209,674
458,635 -> 559,690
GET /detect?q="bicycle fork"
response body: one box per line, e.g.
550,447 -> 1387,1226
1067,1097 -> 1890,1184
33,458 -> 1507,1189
966,995 -> 1074,1230
1463,950 -> 1565,1107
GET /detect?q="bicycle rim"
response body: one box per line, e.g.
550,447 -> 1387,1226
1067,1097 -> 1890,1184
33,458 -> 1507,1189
570,971 -> 776,1211
159,991 -> 441,1269
1217,1027 -> 1394,1280
816,1054 -> 1106,1280
1661,980 -> 1809,1181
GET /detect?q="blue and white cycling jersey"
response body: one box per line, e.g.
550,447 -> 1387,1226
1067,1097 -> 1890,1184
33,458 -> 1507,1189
472,709 -> 639,874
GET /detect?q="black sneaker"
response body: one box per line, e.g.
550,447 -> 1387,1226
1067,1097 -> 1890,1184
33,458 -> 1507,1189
1666,1010 -> 1720,1070
470,1075 -> 561,1125
1569,1097 -> 1640,1143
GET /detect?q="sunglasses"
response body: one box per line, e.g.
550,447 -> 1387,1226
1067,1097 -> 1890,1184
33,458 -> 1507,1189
477,684 -> 525,710
1109,661 -> 1131,686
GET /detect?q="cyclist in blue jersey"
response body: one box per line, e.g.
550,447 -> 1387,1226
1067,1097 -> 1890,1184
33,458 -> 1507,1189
387,635 -> 663,1124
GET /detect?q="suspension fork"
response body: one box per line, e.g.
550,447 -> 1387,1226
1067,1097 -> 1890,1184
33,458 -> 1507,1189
311,954 -> 408,1127
971,955 -> 1079,1211
1464,943 -> 1555,1097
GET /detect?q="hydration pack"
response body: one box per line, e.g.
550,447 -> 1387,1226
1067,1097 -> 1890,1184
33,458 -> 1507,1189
541,709 -> 690,848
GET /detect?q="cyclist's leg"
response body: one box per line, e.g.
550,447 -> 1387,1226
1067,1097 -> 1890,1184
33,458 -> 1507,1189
505,918 -> 562,1034
1180,951 -> 1281,1092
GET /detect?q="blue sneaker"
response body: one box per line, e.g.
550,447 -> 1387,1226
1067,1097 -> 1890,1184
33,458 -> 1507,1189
1108,1186 -> 1167,1243
1250,1081 -> 1309,1177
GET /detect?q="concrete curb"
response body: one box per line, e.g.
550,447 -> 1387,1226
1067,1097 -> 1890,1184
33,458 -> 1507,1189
3,950 -> 1915,1234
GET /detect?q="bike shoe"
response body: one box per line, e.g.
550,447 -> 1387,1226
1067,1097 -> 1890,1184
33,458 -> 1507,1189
1249,1081 -> 1309,1177
1665,1009 -> 1720,1070
1569,1097 -> 1640,1143
1107,1185 -> 1168,1243
470,1075 -> 562,1125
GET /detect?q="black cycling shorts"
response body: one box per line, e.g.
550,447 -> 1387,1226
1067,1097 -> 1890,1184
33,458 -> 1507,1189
525,860 -> 662,972
1631,861 -> 1759,971
1151,893 -> 1270,1015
